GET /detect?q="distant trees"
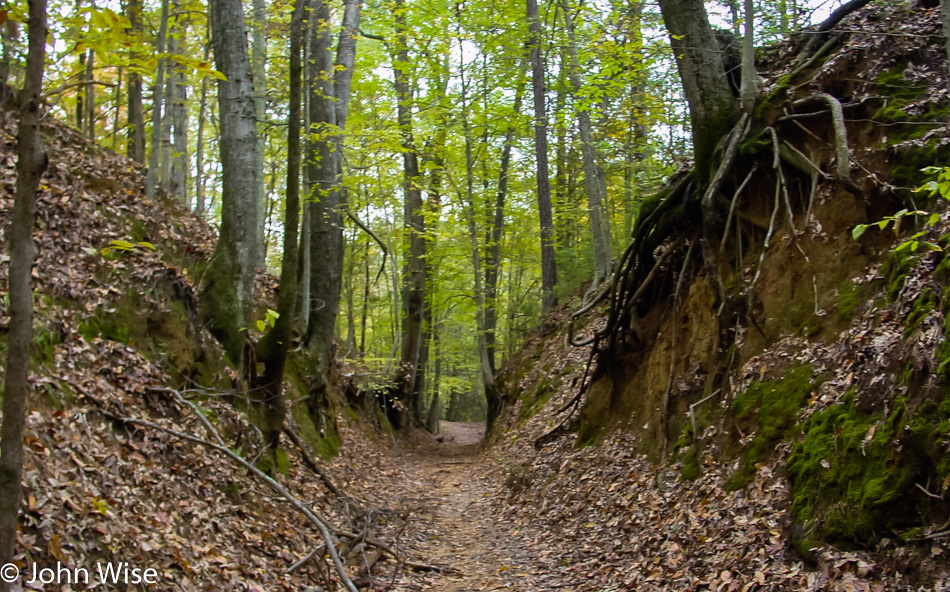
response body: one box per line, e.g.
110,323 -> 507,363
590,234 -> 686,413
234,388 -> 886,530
0,0 -> 48,584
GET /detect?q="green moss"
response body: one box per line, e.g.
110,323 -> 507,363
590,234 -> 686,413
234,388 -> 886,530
680,448 -> 701,481
904,288 -> 937,338
837,279 -> 861,319
275,448 -> 291,475
726,366 -> 818,490
786,392 -> 946,546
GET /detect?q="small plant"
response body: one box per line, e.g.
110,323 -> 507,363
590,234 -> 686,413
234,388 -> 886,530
852,167 -> 950,253
257,309 -> 279,333
97,239 -> 156,256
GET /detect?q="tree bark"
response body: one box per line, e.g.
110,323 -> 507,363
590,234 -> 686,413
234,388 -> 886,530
0,0 -> 47,582
560,0 -> 612,287
659,0 -> 736,184
527,0 -> 558,313
250,0 -> 306,451
201,0 -> 260,364
739,0 -> 758,114
125,0 -> 145,163
194,36 -> 210,213
391,0 -> 426,427
251,0 -> 267,265
145,0 -> 169,201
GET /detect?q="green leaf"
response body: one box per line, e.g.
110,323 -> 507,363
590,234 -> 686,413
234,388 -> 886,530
929,213 -> 940,226
136,241 -> 156,250
852,224 -> 867,240
256,320 -> 266,332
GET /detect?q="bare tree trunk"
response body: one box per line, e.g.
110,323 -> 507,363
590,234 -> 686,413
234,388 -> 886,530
250,0 -> 306,451
391,0 -> 426,427
170,31 -> 189,205
659,0 -> 736,183
201,0 -> 260,363
739,0 -> 759,114
0,0 -> 47,583
125,0 -> 145,162
111,67 -> 121,147
527,0 -> 558,313
251,0 -> 267,265
194,37 -> 210,213
145,0 -> 169,201
83,49 -> 94,139
560,0 -> 612,287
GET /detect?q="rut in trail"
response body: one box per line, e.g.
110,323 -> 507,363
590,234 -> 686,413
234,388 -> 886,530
381,422 -> 581,592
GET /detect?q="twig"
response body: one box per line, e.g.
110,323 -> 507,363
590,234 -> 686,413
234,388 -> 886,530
916,482 -> 944,500
346,209 -> 388,285
287,545 -> 325,573
690,389 -> 721,443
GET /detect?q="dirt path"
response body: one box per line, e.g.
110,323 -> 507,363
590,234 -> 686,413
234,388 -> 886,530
381,421 -> 574,591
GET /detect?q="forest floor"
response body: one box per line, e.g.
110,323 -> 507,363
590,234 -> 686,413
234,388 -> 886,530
365,421 -> 579,591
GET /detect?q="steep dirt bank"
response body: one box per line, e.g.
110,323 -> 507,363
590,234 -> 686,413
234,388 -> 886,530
489,2 -> 950,588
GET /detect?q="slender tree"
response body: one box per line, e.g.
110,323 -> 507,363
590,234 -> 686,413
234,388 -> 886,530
0,0 -> 48,583
125,0 -> 145,162
200,0 -> 260,363
527,0 -> 558,313
144,0 -> 169,200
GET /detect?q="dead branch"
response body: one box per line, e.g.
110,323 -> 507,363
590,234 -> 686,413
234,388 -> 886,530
346,209 -> 388,285
689,389 -> 721,443
282,425 -> 344,497
69,381 -> 358,592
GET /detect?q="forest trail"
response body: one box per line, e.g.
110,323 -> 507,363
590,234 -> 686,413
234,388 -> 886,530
383,421 -> 574,591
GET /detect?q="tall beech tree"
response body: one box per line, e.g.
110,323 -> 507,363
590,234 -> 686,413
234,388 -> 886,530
0,0 -> 48,581
200,0 -> 260,364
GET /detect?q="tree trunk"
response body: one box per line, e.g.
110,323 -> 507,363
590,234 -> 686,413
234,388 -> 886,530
170,34 -> 189,205
0,0 -> 47,582
659,0 -> 736,184
527,0 -> 558,313
83,49 -> 94,139
250,0 -> 306,451
306,0 -> 342,382
201,0 -> 260,364
391,0 -> 426,428
560,0 -> 612,287
145,0 -> 169,201
251,0 -> 267,265
739,0 -> 758,114
194,38 -> 210,213
125,0 -> 145,163
485,72 -> 525,375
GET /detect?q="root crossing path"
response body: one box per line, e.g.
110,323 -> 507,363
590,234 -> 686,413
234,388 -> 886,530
382,421 -> 580,591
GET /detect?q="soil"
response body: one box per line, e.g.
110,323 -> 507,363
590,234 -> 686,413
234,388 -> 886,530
372,421 -> 576,591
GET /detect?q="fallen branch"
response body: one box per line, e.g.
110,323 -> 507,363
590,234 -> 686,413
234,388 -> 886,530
68,381 -> 358,592
282,425 -> 344,497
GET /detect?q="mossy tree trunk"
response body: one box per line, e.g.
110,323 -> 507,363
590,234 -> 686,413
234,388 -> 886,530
306,0 -> 361,422
250,0 -> 306,451
658,0 -> 736,185
201,0 -> 260,365
0,0 -> 47,581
